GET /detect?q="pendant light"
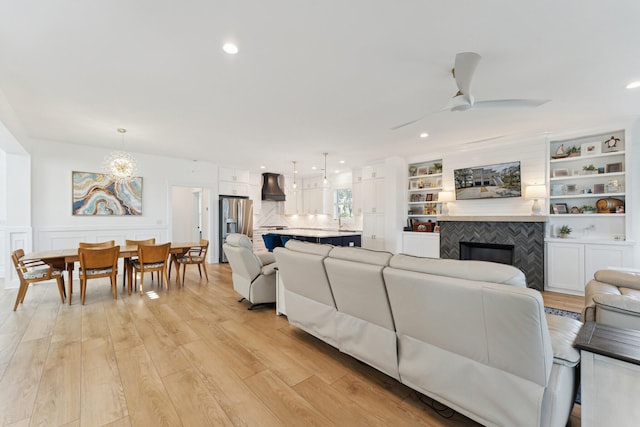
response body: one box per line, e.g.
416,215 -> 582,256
292,161 -> 298,189
103,128 -> 138,184
323,152 -> 329,184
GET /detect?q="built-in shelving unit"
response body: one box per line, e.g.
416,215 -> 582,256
545,129 -> 633,295
407,159 -> 443,220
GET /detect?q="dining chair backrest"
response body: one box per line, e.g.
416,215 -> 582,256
79,240 -> 116,249
138,242 -> 171,264
79,245 -> 120,270
126,238 -> 156,247
11,249 -> 26,273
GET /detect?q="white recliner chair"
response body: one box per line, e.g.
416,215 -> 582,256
223,233 -> 277,309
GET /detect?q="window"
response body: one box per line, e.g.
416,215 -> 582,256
334,188 -> 353,219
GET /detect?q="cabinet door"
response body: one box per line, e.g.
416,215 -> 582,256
363,179 -> 385,214
584,244 -> 633,282
219,167 -> 249,183
303,187 -> 323,214
403,233 -> 440,258
352,180 -> 363,215
546,242 -> 585,294
362,214 -> 385,250
219,181 -> 249,197
362,164 -> 385,179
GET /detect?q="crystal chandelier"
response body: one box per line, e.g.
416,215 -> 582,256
103,128 -> 138,183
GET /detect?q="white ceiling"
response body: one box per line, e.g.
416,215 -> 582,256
1,1 -> 639,177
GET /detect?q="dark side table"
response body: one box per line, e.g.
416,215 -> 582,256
574,321 -> 640,426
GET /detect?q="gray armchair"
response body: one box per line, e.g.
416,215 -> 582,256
583,269 -> 640,330
223,233 -> 276,309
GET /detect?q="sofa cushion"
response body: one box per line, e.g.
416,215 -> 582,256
545,314 -> 581,367
388,254 -> 527,287
327,246 -> 392,266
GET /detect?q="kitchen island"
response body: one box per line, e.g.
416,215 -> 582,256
259,228 -> 361,248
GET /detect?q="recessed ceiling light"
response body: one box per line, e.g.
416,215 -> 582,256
312,166 -> 317,170
339,160 -> 345,164
420,132 -> 429,138
223,43 -> 239,55
626,81 -> 640,89
260,165 -> 266,169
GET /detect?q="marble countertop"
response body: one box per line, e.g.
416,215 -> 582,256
261,228 -> 361,237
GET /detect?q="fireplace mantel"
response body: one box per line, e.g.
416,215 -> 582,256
438,215 -> 548,223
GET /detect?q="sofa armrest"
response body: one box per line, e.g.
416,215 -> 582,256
256,251 -> 276,266
546,314 -> 581,367
594,269 -> 640,291
593,294 -> 640,317
261,262 -> 277,276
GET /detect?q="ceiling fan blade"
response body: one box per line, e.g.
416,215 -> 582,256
473,99 -> 550,109
454,52 -> 481,101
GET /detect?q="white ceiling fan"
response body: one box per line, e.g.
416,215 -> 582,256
391,52 -> 550,130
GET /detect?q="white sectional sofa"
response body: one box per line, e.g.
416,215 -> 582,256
274,241 -> 582,427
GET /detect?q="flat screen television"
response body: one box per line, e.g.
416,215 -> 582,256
454,161 -> 521,200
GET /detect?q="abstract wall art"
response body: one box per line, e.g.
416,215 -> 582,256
72,171 -> 142,216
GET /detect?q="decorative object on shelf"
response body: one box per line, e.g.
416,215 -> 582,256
418,179 -> 425,188
103,128 -> 138,184
581,142 -> 601,156
426,193 -> 434,201
582,164 -> 597,174
580,205 -> 596,214
550,183 -> 564,196
552,203 -> 568,214
593,183 -> 605,194
596,198 -> 624,213
565,184 -> 577,194
567,145 -> 581,157
570,206 -> 581,214
602,135 -> 621,152
433,162 -> 442,173
72,171 -> 142,216
552,144 -> 568,159
438,191 -> 454,215
606,162 -> 623,173
410,180 -> 419,190
409,166 -> 417,176
424,203 -> 437,215
558,225 -> 572,238
412,221 -> 434,232
607,180 -> 619,193
524,185 -> 546,215
417,166 -> 429,175
552,168 -> 569,177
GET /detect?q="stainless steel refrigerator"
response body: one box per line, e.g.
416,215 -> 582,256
219,196 -> 253,262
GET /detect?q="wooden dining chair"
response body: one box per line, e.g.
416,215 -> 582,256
130,242 -> 171,294
174,239 -> 209,286
11,249 -> 66,310
77,245 -> 120,305
124,238 -> 157,289
78,240 -> 115,248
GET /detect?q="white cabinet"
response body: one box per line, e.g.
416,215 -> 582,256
546,240 -> 633,295
284,181 -> 301,215
362,179 -> 385,214
219,167 -> 249,197
362,213 -> 385,250
362,164 -> 385,180
219,181 -> 249,197
352,169 -> 363,216
546,242 -> 585,294
402,232 -> 440,258
219,167 -> 249,183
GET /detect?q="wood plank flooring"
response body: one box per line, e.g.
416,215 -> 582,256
0,265 -> 583,426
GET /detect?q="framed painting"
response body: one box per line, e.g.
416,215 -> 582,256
72,171 -> 142,215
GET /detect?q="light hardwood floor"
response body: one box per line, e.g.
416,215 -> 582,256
0,264 -> 582,426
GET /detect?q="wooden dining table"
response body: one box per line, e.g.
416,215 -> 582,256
21,242 -> 203,300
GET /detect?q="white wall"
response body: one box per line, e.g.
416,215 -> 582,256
28,139 -> 220,260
